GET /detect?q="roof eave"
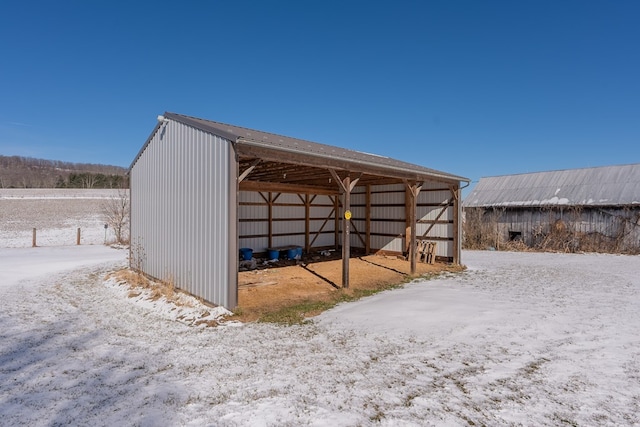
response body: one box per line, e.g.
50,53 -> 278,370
236,138 -> 467,185
136,112 -> 470,186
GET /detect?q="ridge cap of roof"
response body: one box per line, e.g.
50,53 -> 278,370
478,162 -> 640,180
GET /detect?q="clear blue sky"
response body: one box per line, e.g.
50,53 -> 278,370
1,1 -> 638,195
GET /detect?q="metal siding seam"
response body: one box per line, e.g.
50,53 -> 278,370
193,136 -> 199,297
180,125 -> 188,290
195,129 -> 203,300
170,125 -> 177,285
215,135 -> 223,305
203,136 -> 211,305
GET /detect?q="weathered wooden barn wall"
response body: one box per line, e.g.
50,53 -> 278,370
464,164 -> 640,253
130,120 -> 237,308
472,206 -> 640,252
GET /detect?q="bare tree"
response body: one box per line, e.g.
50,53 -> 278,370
102,189 -> 130,244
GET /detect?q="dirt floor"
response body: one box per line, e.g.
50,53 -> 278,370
236,252 -> 464,322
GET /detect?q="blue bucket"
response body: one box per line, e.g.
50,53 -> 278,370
286,248 -> 297,260
239,248 -> 253,261
296,247 -> 303,258
267,249 -> 280,261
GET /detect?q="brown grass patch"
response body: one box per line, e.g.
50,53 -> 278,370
107,269 -> 178,303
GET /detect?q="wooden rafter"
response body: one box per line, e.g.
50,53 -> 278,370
238,159 -> 261,183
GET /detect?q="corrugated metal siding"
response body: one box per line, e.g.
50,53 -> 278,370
309,195 -> 336,248
237,191 -> 268,251
238,191 -> 337,253
465,163 -> 640,208
419,187 -> 459,260
369,185 -> 405,253
346,183 -> 456,259
130,120 -> 235,308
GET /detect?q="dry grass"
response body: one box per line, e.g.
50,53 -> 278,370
464,207 -> 640,254
107,269 -> 180,303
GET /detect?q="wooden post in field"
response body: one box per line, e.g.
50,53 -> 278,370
77,228 -> 81,245
32,228 -> 37,247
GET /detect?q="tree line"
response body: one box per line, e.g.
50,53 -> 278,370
0,155 -> 128,188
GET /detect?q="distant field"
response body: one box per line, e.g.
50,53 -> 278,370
0,189 -> 124,247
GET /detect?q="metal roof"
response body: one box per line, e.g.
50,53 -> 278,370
147,112 -> 469,186
464,163 -> 640,208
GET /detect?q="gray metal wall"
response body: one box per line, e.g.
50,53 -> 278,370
238,191 -> 336,252
130,120 -> 237,308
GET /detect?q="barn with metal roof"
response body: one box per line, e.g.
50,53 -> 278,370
463,164 -> 640,253
130,112 -> 469,309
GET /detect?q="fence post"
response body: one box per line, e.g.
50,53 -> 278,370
32,228 -> 37,247
77,228 -> 81,245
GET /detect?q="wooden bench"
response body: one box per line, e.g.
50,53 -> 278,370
416,241 -> 437,264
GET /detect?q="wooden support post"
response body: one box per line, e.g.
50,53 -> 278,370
267,192 -> 273,249
32,228 -> 36,247
365,184 -> 371,254
342,176 -> 351,288
405,181 -> 423,275
329,169 -> 360,289
451,185 -> 461,265
334,195 -> 340,251
304,193 -> 310,253
409,190 -> 417,275
77,228 -> 81,245
405,186 -> 412,256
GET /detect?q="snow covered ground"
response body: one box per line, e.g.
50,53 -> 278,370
1,192 -> 639,425
0,189 -> 122,247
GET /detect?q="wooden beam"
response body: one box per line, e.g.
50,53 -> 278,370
329,168 -> 354,288
240,180 -> 339,195
236,143 -> 462,185
405,181 -> 423,275
309,206 -> 335,247
238,159 -> 261,183
349,173 -> 362,190
329,168 -> 347,192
